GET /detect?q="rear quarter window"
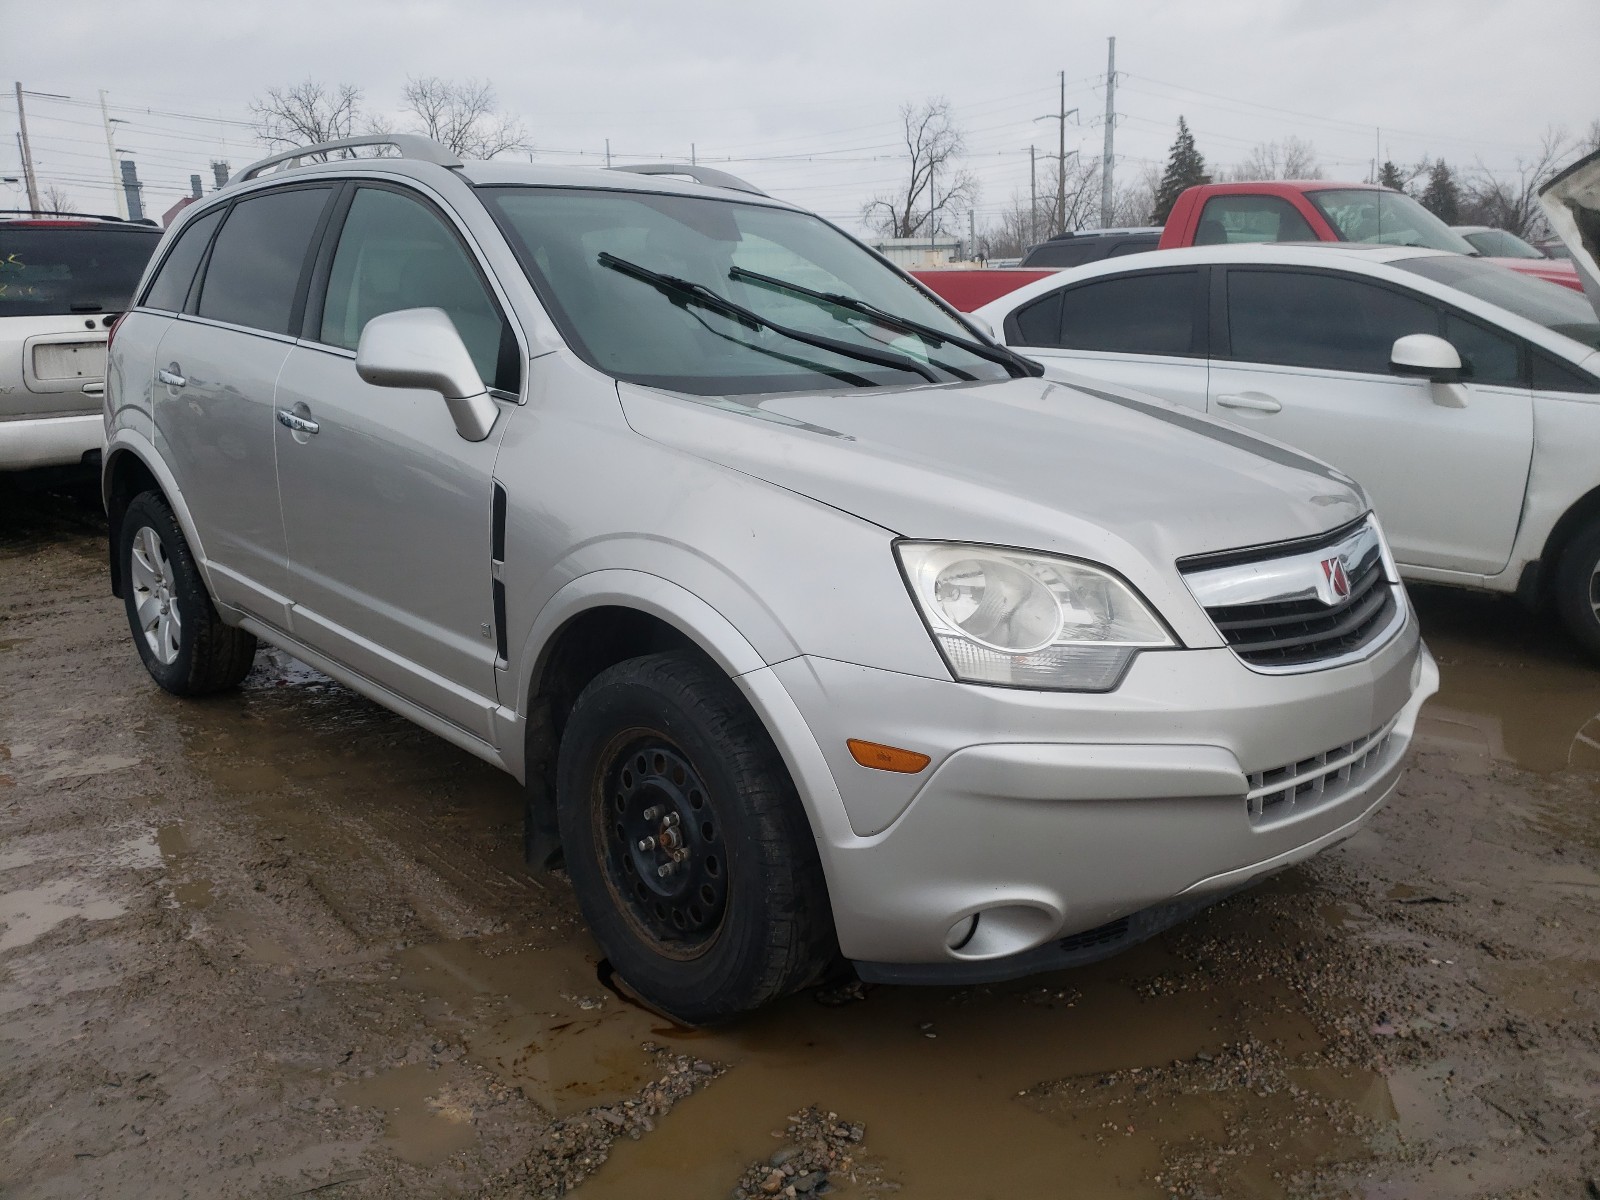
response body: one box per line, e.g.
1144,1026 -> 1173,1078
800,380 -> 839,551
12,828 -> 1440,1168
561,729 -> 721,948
142,208 -> 225,313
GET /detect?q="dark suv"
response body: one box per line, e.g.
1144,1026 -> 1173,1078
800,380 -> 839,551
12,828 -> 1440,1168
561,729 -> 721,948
1019,227 -> 1161,269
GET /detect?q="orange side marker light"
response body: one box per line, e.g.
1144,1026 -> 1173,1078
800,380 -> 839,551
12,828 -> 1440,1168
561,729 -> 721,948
847,739 -> 931,774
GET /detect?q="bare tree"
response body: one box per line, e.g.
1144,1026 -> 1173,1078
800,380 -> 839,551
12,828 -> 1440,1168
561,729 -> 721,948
399,77 -> 527,159
41,184 -> 77,215
1228,136 -> 1322,181
1461,127 -> 1578,239
250,80 -> 365,154
861,99 -> 977,239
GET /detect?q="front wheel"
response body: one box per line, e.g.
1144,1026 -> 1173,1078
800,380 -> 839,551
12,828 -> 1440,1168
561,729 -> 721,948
119,491 -> 257,695
1555,518 -> 1600,663
555,651 -> 835,1023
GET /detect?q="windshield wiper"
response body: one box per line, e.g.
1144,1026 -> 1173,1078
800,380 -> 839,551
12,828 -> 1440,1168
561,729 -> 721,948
598,252 -> 942,384
729,264 -> 1042,378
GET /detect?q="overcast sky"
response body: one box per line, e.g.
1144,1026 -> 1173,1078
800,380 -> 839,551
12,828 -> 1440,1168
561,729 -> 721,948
6,0 -> 1597,230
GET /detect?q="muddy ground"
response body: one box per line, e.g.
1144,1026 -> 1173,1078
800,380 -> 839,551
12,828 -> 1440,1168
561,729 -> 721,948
1,484 -> 1597,1199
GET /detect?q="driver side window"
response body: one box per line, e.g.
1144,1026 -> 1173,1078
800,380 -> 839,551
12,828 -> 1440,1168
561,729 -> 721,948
318,187 -> 517,391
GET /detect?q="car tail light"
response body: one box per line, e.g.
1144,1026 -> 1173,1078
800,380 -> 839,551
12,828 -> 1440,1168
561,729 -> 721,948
105,312 -> 128,355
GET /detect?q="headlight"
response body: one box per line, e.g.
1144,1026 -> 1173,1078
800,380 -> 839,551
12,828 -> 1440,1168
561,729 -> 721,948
896,542 -> 1175,691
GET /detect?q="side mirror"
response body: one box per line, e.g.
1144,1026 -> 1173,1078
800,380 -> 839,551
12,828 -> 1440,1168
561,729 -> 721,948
356,308 -> 499,441
1389,334 -> 1462,384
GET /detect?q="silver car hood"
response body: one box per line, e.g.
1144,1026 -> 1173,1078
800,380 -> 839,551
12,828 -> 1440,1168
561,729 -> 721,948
1540,148 -> 1600,319
619,374 -> 1366,573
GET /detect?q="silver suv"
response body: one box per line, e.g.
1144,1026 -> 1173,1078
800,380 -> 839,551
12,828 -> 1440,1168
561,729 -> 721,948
104,135 -> 1437,1022
2,211 -> 161,473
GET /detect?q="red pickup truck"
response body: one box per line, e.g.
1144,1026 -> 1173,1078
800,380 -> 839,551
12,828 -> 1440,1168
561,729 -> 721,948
1158,180 -> 1581,291
916,179 -> 1580,312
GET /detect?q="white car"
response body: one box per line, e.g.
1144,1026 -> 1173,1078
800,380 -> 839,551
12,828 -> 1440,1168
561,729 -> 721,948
973,239 -> 1600,656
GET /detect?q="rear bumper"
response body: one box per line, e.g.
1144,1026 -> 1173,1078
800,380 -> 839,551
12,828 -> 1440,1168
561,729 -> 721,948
739,614 -> 1436,970
0,413 -> 103,471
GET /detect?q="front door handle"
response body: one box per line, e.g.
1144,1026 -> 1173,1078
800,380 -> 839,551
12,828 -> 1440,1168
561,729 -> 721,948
157,365 -> 186,388
1215,392 -> 1282,413
276,408 -> 320,435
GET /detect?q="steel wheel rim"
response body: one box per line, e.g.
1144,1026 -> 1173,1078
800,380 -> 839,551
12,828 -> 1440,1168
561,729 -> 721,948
1590,558 -> 1600,621
594,730 -> 728,959
129,525 -> 182,666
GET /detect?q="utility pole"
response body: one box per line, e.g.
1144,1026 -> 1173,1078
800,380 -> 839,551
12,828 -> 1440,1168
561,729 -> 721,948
968,208 -> 976,263
1100,37 -> 1117,228
99,90 -> 127,219
604,138 -> 611,168
1029,145 -> 1037,248
1034,79 -> 1077,237
690,143 -> 696,166
14,82 -> 41,212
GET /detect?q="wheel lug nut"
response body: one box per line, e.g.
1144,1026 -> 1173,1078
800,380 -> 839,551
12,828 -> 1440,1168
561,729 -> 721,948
656,863 -> 675,878
637,836 -> 656,852
642,806 -> 662,821
671,849 -> 688,864
662,812 -> 680,828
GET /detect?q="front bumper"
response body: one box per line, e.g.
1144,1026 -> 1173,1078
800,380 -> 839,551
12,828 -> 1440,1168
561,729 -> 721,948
739,613 -> 1437,970
0,413 -> 102,471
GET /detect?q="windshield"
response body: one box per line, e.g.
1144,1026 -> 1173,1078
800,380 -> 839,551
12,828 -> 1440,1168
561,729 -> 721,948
483,187 -> 1011,395
0,225 -> 162,317
1396,254 -> 1600,352
1307,189 -> 1478,254
1460,228 -> 1544,259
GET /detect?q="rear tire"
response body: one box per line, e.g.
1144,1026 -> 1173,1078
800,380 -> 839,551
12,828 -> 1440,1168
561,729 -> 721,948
555,651 -> 835,1024
119,490 -> 257,696
1555,517 -> 1600,662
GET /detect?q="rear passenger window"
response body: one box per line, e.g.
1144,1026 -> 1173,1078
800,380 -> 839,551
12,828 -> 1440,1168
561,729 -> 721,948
1054,271 -> 1200,355
197,187 -> 331,335
1196,196 -> 1316,245
317,187 -> 515,391
1444,313 -> 1521,386
143,207 -> 223,313
1009,292 -> 1063,345
1226,270 -> 1436,373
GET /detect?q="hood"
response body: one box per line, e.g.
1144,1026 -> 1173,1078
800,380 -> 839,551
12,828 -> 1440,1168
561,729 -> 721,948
1491,257 -> 1584,293
1539,148 -> 1600,318
618,374 -> 1366,588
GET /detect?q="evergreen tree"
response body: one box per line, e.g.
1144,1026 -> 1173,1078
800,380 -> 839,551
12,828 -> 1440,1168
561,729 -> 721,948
1377,160 -> 1406,192
1420,159 -> 1461,225
1150,117 -> 1210,224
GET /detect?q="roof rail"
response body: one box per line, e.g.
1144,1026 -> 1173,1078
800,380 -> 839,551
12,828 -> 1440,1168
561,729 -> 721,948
0,208 -> 158,226
610,162 -> 767,197
233,134 -> 463,185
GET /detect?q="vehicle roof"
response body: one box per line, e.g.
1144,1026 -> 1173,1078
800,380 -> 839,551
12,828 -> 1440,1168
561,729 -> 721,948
0,210 -> 160,230
1183,179 -> 1385,197
1039,226 -> 1161,242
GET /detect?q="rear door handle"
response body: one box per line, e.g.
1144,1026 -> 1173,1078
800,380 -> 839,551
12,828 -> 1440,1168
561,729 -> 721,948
1215,392 -> 1282,413
157,366 -> 186,388
276,408 -> 320,435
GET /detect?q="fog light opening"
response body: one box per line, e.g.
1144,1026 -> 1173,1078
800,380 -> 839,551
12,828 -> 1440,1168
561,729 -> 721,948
945,913 -> 979,951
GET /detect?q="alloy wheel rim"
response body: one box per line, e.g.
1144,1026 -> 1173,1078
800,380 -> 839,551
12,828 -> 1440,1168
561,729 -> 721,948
129,525 -> 182,666
596,732 -> 728,958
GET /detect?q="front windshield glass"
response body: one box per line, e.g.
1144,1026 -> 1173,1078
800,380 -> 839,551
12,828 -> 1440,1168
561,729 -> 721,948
483,187 -> 1012,395
1395,254 -> 1600,352
1461,228 -> 1544,259
1308,189 -> 1478,254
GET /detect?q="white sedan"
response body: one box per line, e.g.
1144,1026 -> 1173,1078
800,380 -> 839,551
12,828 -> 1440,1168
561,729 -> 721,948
973,240 -> 1600,656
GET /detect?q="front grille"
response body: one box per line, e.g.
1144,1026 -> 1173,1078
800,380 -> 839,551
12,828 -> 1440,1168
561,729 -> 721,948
1179,516 -> 1404,671
1247,718 -> 1397,825
1206,547 -> 1394,667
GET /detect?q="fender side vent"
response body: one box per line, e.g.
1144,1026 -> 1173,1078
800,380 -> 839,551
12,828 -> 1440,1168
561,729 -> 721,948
491,482 -> 507,562
492,580 -> 508,660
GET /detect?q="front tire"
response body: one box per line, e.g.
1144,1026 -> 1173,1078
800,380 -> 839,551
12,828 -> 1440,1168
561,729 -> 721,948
119,491 -> 257,696
1555,518 -> 1600,662
555,651 -> 835,1023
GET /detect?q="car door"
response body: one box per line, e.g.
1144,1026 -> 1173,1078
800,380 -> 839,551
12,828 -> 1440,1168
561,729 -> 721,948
151,185 -> 335,623
273,182 -> 521,742
1002,267 -> 1209,410
1206,266 -> 1534,574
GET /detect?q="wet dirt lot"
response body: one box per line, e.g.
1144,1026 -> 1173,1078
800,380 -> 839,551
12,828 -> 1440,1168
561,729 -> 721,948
2,485 -> 1597,1199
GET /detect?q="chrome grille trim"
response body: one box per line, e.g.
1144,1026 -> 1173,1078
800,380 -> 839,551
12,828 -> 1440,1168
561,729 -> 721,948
1246,717 -> 1399,825
1180,516 -> 1408,672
